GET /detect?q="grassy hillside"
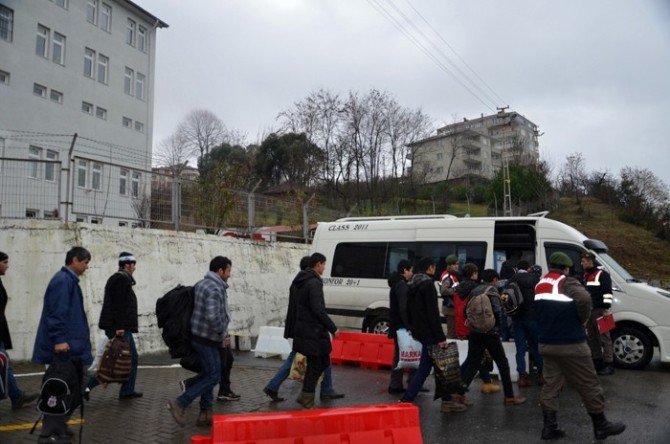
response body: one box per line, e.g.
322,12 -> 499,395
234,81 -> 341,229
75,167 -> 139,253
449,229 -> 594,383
548,197 -> 670,283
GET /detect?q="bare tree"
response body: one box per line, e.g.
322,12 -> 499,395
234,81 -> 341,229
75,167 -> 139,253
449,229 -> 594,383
558,152 -> 589,204
177,109 -> 226,159
152,132 -> 195,176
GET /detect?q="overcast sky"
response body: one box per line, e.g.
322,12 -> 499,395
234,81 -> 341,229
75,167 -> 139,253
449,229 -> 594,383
141,0 -> 670,186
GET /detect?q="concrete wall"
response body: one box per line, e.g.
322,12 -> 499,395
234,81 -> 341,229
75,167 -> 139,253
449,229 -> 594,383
0,219 -> 309,360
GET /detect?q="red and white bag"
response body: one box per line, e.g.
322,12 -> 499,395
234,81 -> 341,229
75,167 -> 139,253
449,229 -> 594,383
396,328 -> 422,370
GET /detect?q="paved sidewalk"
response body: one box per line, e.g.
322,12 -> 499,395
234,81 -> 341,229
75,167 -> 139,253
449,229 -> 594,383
1,351 -> 669,443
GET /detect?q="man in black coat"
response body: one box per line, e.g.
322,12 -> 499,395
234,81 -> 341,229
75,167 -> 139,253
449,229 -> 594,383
387,259 -> 416,393
0,252 -> 37,409
286,252 -> 339,409
88,252 -> 142,399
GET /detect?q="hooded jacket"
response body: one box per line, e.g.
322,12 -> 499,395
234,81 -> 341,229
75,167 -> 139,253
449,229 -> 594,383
388,271 -> 410,339
98,269 -> 138,334
406,273 -> 445,343
289,269 -> 337,356
507,270 -> 541,320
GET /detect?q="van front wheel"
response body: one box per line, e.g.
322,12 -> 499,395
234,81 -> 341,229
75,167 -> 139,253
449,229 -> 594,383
367,315 -> 391,335
612,327 -> 653,370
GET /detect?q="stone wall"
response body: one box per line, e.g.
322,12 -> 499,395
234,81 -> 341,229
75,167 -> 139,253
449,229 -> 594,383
0,219 -> 308,360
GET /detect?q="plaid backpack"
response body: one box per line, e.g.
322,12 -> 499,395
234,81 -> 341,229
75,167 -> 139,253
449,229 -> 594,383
96,336 -> 132,384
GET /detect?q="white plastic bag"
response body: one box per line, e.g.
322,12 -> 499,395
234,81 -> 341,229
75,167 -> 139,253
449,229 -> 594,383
88,331 -> 109,374
396,328 -> 422,370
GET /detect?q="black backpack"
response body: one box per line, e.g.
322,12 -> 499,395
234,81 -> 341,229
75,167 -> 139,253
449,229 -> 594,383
501,281 -> 524,316
155,285 -> 201,372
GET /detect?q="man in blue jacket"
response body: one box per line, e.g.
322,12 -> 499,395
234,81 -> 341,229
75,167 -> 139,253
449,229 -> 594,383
33,247 -> 93,444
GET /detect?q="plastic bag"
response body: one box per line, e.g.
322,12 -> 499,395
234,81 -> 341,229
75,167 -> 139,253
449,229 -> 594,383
428,342 -> 465,400
288,353 -> 322,383
396,328 -> 422,370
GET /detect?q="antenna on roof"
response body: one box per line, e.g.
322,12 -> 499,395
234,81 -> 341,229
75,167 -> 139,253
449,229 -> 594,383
497,106 -> 509,113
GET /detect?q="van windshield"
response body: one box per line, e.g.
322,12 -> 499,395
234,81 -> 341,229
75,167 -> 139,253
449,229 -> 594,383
598,253 -> 640,283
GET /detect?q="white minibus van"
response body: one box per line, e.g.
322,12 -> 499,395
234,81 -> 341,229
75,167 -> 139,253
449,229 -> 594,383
312,214 -> 670,370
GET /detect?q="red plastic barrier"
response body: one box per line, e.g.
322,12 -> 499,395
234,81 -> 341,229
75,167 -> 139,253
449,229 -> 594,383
210,403 -> 422,444
330,332 -> 394,369
191,436 -> 213,444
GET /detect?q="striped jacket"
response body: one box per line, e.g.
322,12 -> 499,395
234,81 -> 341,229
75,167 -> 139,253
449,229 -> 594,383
535,270 -> 591,345
190,271 -> 230,344
583,267 -> 613,309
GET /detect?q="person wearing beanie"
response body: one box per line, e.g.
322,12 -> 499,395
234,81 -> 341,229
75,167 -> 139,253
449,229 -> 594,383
0,252 -> 39,410
534,251 -> 625,441
89,252 -> 142,399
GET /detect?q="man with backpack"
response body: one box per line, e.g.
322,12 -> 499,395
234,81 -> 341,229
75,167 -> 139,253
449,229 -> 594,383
167,256 -> 232,427
506,260 -> 544,387
86,252 -> 142,399
32,247 -> 93,444
459,269 -> 526,406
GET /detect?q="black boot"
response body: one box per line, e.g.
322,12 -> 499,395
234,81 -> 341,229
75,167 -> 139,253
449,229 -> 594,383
589,412 -> 626,440
592,359 -> 604,371
541,410 -> 566,440
597,363 -> 615,376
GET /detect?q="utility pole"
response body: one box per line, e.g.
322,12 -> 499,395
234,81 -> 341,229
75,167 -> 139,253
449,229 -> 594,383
503,151 -> 512,217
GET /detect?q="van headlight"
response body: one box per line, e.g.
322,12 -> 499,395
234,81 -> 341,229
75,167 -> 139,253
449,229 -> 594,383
658,290 -> 670,299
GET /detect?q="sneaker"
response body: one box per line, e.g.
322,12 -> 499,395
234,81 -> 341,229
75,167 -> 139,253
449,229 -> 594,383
441,400 -> 468,413
320,391 -> 345,400
504,396 -> 527,406
11,393 -> 38,410
167,399 -> 187,426
37,434 -> 71,444
518,373 -> 531,388
217,390 -> 241,401
263,387 -> 285,402
83,387 -> 91,401
481,382 -> 501,394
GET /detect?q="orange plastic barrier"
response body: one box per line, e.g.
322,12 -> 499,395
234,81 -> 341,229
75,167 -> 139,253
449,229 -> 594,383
330,332 -> 394,369
191,436 -> 213,444
210,403 -> 422,444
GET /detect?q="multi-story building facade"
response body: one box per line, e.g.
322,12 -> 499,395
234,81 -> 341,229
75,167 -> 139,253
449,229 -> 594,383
409,110 -> 540,183
0,0 -> 166,225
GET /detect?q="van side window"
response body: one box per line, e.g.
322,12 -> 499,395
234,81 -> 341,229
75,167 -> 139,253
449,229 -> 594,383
417,242 -> 487,279
332,242 -> 388,278
544,242 -> 586,278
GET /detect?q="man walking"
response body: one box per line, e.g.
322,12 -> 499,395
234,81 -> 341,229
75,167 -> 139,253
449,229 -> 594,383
168,256 -> 232,427
263,256 -> 343,402
88,252 -> 142,399
507,260 -> 544,387
0,252 -> 38,410
439,254 -> 460,339
387,259 -> 416,394
32,247 -> 93,444
286,252 -> 339,409
580,252 -> 615,375
535,252 -> 625,441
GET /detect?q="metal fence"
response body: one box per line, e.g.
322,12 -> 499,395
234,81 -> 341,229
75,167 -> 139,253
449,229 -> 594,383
0,156 -> 347,242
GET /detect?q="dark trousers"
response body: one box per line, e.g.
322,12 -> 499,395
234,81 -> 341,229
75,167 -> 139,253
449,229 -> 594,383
41,358 -> 84,437
389,338 -> 417,391
218,346 -> 234,393
461,333 -> 514,398
302,354 -> 330,393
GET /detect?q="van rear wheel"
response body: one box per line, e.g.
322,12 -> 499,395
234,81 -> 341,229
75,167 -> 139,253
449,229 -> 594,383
612,327 -> 653,370
367,315 -> 391,335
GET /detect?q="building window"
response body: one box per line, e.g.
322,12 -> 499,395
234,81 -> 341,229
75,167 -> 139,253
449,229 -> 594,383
97,53 -> 108,84
87,0 -> 98,24
36,25 -> 50,58
137,25 -> 147,52
76,216 -> 86,223
126,19 -> 136,46
119,169 -> 128,195
28,146 -> 42,179
45,150 -> 58,182
135,72 -> 145,100
118,221 -> 128,227
95,106 -> 107,120
134,121 -> 144,133
92,163 -> 102,190
81,101 -> 93,115
33,83 -> 47,98
100,3 -> 112,32
44,209 -> 59,219
77,159 -> 87,188
131,172 -> 140,197
84,48 -> 95,78
52,0 -> 68,9
90,217 -> 102,224
50,89 -> 63,104
26,209 -> 40,219
0,6 -> 13,42
52,32 -> 65,65
0,70 -> 9,85
122,116 -> 133,128
124,67 -> 134,95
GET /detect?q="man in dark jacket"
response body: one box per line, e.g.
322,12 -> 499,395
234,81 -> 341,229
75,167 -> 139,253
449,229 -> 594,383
400,257 -> 465,413
387,259 -> 416,394
287,252 -> 339,409
460,269 -> 526,406
87,252 -> 141,399
0,252 -> 38,410
507,260 -> 544,387
535,252 -> 624,441
33,247 -> 93,443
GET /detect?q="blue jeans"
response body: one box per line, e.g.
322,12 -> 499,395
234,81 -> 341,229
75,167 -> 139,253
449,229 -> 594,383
177,341 -> 220,410
265,350 -> 335,394
0,341 -> 22,401
513,318 -> 543,374
401,337 -> 450,402
87,331 -> 139,396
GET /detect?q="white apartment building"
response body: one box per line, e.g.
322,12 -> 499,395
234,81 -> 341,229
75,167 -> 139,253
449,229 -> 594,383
0,0 -> 167,225
410,110 -> 540,183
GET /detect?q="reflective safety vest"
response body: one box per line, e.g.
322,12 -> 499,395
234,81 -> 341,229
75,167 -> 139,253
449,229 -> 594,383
583,268 -> 613,309
534,272 -> 587,345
